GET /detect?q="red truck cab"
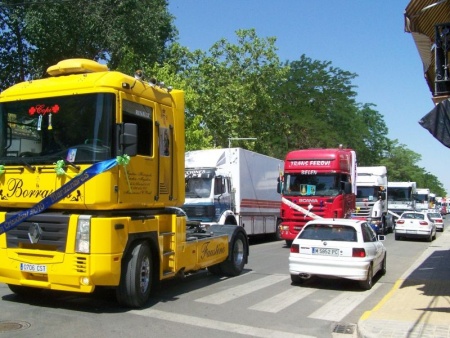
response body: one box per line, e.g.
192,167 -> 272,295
278,146 -> 357,246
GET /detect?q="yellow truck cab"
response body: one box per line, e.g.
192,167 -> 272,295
0,59 -> 248,308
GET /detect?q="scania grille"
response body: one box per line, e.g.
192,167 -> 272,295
354,206 -> 370,217
5,213 -> 70,252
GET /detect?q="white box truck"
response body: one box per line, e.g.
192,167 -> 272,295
387,181 -> 417,220
182,148 -> 283,237
354,166 -> 392,234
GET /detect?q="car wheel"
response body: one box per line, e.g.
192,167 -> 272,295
291,274 -> 305,285
395,233 -> 401,240
359,265 -> 373,290
427,233 -> 433,242
380,253 -> 387,276
285,240 -> 293,247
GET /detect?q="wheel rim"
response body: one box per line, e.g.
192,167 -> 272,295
140,256 -> 150,294
233,238 -> 245,266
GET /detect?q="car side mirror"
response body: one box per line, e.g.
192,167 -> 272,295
377,235 -> 385,241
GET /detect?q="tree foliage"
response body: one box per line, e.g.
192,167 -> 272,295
0,0 -> 176,84
0,7 -> 445,193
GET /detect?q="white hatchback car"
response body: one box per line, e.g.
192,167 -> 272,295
288,218 -> 386,290
395,211 -> 437,241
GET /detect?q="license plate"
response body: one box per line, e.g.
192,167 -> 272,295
312,247 -> 339,256
20,263 -> 47,274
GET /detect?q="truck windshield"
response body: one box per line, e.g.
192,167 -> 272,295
356,187 -> 379,201
388,188 -> 411,202
0,93 -> 114,165
283,174 -> 340,197
185,178 -> 213,198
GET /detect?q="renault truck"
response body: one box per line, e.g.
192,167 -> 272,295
0,59 -> 249,308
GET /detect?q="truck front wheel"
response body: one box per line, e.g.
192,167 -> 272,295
116,242 -> 153,308
218,231 -> 247,276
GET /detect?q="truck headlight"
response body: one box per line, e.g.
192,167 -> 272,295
76,215 -> 92,253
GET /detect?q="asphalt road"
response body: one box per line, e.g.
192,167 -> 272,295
0,220 -> 445,338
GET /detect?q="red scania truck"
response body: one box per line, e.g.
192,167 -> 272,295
277,146 -> 357,246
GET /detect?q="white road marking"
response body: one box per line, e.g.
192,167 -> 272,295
195,274 -> 290,305
130,308 -> 315,338
308,283 -> 382,321
249,286 -> 318,313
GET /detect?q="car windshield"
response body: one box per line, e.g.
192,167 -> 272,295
299,224 -> 357,242
402,213 -> 424,220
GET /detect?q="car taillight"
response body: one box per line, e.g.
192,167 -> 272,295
419,221 -> 429,226
290,244 -> 300,253
396,220 -> 405,224
352,248 -> 366,257
435,220 -> 443,223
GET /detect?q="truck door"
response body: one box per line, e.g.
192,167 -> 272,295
214,176 -> 231,219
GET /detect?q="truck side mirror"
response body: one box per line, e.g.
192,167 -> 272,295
120,123 -> 137,156
277,177 -> 281,194
343,182 -> 352,194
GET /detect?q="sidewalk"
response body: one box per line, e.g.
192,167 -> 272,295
358,227 -> 450,338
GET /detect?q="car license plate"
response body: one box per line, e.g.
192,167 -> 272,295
20,263 -> 47,274
312,247 -> 339,256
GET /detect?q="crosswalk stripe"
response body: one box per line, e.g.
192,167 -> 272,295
195,274 -> 290,305
130,308 -> 316,338
248,286 -> 318,313
308,283 -> 382,321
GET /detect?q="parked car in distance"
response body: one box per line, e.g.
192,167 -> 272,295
288,218 -> 386,290
394,211 -> 437,241
426,211 -> 444,232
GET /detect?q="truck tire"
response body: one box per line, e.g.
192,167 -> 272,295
116,241 -> 152,308
218,231 -> 247,276
275,220 -> 282,241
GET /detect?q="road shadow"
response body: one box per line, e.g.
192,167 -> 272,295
1,268 -> 254,314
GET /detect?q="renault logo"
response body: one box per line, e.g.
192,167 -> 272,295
28,222 -> 42,244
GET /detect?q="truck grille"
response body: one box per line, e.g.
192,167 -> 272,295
182,205 -> 215,220
5,213 -> 70,252
354,206 -> 371,218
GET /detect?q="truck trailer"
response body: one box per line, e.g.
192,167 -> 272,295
182,148 -> 283,238
0,59 -> 249,308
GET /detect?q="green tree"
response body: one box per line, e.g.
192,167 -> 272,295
182,29 -> 288,156
0,0 -> 176,83
0,2 -> 33,89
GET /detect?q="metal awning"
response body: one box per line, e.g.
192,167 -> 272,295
404,0 -> 450,97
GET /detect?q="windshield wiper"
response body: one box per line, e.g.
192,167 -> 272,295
19,158 -> 36,172
61,158 -> 80,172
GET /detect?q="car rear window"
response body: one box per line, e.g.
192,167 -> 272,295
427,213 -> 440,218
402,213 -> 424,220
299,224 -> 357,242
